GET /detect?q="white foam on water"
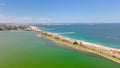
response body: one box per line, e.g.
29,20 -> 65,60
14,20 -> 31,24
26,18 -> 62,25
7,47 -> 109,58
55,32 -> 75,34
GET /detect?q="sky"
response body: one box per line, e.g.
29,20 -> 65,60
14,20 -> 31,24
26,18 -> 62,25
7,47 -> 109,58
0,0 -> 120,23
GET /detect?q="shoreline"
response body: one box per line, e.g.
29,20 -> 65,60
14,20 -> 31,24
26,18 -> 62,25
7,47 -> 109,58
38,30 -> 120,64
1,25 -> 120,64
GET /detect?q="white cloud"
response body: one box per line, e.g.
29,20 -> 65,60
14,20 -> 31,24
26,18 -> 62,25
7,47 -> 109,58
0,15 -> 52,23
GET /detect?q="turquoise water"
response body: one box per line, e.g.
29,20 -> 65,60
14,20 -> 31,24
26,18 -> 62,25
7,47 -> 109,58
38,23 -> 120,48
0,32 -> 120,68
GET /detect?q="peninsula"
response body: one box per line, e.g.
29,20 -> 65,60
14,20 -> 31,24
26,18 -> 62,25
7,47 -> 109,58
1,24 -> 120,64
38,27 -> 120,64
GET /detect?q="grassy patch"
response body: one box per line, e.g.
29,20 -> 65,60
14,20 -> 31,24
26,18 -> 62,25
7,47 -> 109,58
54,37 -> 59,40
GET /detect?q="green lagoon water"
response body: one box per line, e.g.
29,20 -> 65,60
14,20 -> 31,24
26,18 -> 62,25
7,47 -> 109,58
0,32 -> 120,68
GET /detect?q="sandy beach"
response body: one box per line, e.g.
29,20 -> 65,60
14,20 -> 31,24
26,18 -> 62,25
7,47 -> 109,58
39,31 -> 120,64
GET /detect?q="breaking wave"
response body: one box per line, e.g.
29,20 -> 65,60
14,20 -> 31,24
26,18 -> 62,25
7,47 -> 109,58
55,32 -> 75,34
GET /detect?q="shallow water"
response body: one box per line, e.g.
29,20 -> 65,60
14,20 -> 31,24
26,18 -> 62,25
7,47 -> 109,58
0,32 -> 120,68
38,23 -> 120,48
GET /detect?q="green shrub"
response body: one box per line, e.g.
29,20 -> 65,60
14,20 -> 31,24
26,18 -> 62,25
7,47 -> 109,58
73,41 -> 78,45
112,55 -> 116,58
54,37 -> 59,40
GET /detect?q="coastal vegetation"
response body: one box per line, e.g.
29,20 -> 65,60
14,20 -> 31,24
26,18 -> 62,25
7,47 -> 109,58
73,41 -> 78,45
40,31 -> 120,64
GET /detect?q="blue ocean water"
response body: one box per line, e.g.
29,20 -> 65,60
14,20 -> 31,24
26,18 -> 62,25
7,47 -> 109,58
38,23 -> 120,48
